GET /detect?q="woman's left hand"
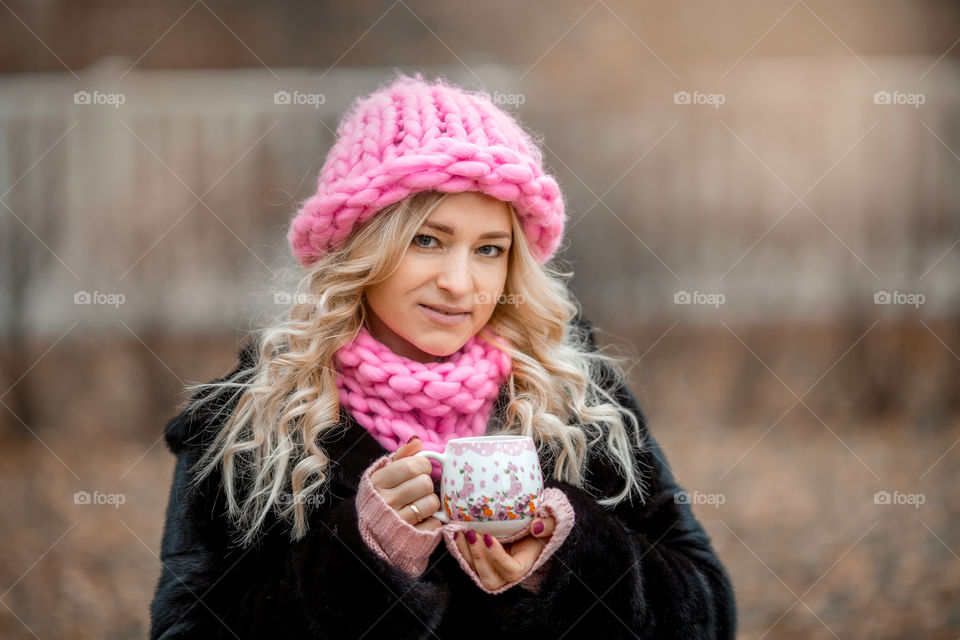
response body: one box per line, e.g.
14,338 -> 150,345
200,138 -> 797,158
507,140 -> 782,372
454,516 -> 556,591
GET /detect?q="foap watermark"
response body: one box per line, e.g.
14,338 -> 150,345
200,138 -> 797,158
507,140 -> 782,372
480,90 -> 526,108
273,291 -> 320,305
276,490 -> 327,508
274,90 -> 326,108
74,290 -> 125,308
73,90 -> 126,109
475,292 -> 526,306
873,90 -> 925,108
673,90 -> 725,109
874,290 -> 925,308
874,490 -> 924,509
674,490 -> 725,508
74,490 -> 126,508
674,290 -> 725,308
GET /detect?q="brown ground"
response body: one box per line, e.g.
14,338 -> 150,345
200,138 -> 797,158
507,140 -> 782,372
0,319 -> 957,639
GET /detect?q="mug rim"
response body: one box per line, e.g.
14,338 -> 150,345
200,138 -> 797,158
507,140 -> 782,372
445,434 -> 531,444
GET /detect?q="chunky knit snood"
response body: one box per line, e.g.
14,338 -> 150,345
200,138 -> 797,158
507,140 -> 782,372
333,324 -> 512,479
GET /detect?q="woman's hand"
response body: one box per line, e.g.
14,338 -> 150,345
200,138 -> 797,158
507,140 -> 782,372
369,437 -> 443,532
453,516 -> 556,590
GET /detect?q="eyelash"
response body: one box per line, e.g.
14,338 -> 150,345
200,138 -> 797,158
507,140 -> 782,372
412,234 -> 507,258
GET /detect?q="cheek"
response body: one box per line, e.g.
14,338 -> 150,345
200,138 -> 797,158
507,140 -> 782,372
369,259 -> 434,310
477,270 -> 508,312
365,277 -> 405,314
376,257 -> 424,297
393,253 -> 434,286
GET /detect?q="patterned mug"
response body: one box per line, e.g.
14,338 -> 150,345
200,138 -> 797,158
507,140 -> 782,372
414,435 -> 544,538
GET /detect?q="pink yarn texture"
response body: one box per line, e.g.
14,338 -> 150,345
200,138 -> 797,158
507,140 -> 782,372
287,72 -> 566,267
333,323 -> 512,479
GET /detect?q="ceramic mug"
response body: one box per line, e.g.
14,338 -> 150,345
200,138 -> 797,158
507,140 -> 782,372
414,435 -> 544,538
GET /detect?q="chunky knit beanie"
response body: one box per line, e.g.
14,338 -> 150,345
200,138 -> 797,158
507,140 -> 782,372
287,72 -> 566,266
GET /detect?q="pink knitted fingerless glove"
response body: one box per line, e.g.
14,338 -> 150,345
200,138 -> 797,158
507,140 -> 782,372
439,487 -> 576,595
355,453 -> 443,578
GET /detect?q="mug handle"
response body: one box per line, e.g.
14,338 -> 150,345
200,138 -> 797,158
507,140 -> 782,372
413,450 -> 450,523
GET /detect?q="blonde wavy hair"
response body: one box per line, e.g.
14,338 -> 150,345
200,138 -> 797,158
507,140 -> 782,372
183,189 -> 649,548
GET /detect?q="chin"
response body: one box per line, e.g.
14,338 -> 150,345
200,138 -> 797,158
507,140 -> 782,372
420,341 -> 461,358
414,333 -> 469,358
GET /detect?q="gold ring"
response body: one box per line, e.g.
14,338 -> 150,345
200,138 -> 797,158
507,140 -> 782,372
408,503 -> 423,523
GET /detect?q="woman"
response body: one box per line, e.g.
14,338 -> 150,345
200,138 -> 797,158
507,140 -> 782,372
149,72 -> 737,639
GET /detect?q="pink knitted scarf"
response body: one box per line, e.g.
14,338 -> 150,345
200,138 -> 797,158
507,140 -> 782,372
333,324 -> 513,479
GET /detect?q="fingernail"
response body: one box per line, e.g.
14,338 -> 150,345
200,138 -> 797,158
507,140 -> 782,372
533,520 -> 544,535
453,531 -> 459,540
405,435 -> 420,445
465,529 -> 477,545
483,533 -> 493,548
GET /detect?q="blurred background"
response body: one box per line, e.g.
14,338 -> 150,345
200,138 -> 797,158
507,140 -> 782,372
1,1 -> 958,638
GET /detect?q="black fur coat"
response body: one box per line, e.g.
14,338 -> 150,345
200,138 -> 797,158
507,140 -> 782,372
149,315 -> 737,638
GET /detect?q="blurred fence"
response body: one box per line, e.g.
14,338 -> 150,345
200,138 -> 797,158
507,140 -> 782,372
1,57 -> 957,339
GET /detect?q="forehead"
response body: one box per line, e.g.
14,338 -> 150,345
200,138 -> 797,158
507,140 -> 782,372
426,192 -> 513,232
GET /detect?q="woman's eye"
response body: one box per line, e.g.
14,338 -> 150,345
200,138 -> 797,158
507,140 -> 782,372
479,244 -> 507,258
413,234 -> 438,248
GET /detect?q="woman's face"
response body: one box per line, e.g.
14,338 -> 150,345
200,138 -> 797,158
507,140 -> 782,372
363,191 -> 513,363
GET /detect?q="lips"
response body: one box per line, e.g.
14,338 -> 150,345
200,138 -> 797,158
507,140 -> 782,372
421,304 -> 470,315
419,303 -> 470,327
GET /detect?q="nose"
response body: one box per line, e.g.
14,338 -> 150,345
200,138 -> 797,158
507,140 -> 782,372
435,250 -> 472,298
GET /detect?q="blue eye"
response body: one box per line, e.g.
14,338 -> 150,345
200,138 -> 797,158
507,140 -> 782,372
413,234 -> 438,248
478,244 -> 507,258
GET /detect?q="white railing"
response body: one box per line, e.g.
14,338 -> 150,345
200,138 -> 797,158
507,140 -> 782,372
0,59 -> 956,334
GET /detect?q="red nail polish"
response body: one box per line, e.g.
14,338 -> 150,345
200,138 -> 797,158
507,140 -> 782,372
465,529 -> 477,545
483,533 -> 493,548
533,520 -> 544,535
454,530 -> 459,540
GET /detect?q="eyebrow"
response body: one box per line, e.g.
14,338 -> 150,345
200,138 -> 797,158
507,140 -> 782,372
422,221 -> 512,241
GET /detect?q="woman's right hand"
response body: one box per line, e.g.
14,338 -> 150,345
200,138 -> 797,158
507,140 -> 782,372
369,437 -> 443,532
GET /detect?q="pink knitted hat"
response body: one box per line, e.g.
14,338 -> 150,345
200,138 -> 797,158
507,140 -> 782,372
287,72 -> 565,267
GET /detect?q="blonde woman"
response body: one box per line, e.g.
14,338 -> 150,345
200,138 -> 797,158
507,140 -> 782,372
149,73 -> 736,639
